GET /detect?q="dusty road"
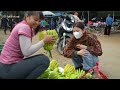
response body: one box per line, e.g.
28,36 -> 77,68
0,29 -> 120,79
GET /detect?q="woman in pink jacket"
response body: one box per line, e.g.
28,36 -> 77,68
0,11 -> 56,79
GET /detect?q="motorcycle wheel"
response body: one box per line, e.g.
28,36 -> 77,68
57,39 -> 64,55
57,38 -> 70,55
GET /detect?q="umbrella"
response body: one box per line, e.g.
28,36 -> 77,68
42,11 -> 55,17
54,12 -> 62,16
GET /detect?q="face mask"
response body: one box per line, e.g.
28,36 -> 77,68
73,31 -> 83,39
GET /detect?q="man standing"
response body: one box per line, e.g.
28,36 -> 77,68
73,11 -> 83,24
57,16 -> 63,25
104,14 -> 113,35
50,18 -> 55,30
1,15 -> 8,35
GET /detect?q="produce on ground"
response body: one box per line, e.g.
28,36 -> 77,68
37,60 -> 93,79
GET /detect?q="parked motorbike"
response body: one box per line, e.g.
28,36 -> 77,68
56,14 -> 75,55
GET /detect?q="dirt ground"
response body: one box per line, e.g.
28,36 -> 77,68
0,29 -> 120,79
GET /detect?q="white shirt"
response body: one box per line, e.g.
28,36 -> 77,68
19,35 -> 44,57
73,15 -> 83,23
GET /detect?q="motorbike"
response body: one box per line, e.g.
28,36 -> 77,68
56,14 -> 75,55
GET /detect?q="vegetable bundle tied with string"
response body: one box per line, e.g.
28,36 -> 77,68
39,29 -> 58,59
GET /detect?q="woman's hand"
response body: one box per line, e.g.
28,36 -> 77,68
43,33 -> 56,44
76,44 -> 87,50
77,49 -> 88,56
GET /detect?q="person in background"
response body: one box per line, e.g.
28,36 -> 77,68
9,18 -> 17,33
8,16 -> 13,33
12,19 -> 17,31
73,11 -> 82,24
40,18 -> 47,30
63,22 -> 102,72
0,11 -> 56,79
57,16 -> 63,25
50,18 -> 55,30
104,14 -> 113,35
1,15 -> 8,35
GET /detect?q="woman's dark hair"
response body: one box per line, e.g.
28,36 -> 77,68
34,25 -> 41,35
74,22 -> 85,30
24,11 -> 44,20
24,11 -> 44,35
73,11 -> 78,14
